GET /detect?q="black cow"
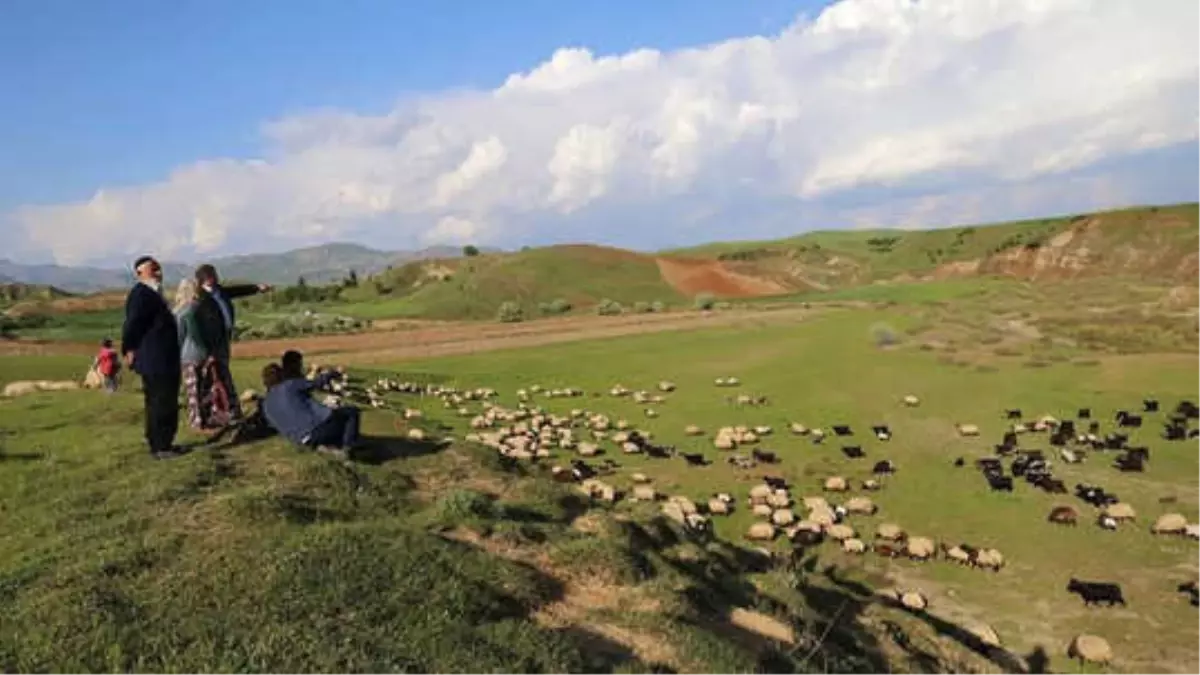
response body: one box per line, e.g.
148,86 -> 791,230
841,445 -> 865,459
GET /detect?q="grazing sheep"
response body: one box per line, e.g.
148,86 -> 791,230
407,428 -> 427,441
766,491 -> 791,509
872,425 -> 892,441
841,445 -> 865,459
900,591 -> 928,611
713,433 -> 737,450
823,476 -> 849,492
802,496 -> 830,511
1067,579 -> 1126,607
906,537 -> 936,561
832,424 -> 853,437
902,394 -> 920,407
749,484 -> 773,502
810,428 -> 826,443
772,509 -> 796,526
1187,524 -> 1200,540
684,424 -> 704,436
752,503 -> 773,517
1059,448 -> 1081,464
842,538 -> 866,554
579,479 -> 619,503
658,381 -> 676,392
1152,513 -> 1189,535
789,422 -> 809,435
826,524 -> 855,541
752,449 -> 779,464
1097,514 -> 1118,530
872,460 -> 896,475
861,479 -> 881,491
707,498 -> 731,515
1103,502 -> 1137,521
875,523 -> 905,542
1048,506 -> 1079,526
808,508 -> 836,528
746,522 -> 776,541
632,485 -> 658,502
1067,634 -> 1112,666
975,548 -> 1004,572
844,496 -> 877,515
956,423 -> 980,437
941,544 -> 971,566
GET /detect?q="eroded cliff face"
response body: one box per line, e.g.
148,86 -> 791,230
930,214 -> 1199,283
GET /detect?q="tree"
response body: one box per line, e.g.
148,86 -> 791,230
297,276 -> 307,288
462,245 -> 480,257
345,269 -> 359,287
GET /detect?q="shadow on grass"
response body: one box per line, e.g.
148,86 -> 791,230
352,436 -> 451,465
0,452 -> 43,462
613,517 -> 1043,674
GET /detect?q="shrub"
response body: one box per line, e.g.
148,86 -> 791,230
870,322 -> 900,347
693,293 -> 716,310
595,299 -> 623,316
497,301 -> 525,323
650,300 -> 666,313
538,298 -> 572,316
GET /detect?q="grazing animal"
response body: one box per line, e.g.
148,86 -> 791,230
872,460 -> 896,475
832,424 -> 853,437
1144,399 -> 1159,412
1176,400 -> 1199,419
1048,506 -> 1078,526
1077,408 -> 1091,419
1116,411 -> 1143,428
1097,514 -> 1118,530
873,543 -> 904,558
1002,431 -> 1018,447
762,475 -> 788,490
953,457 -> 965,467
1163,421 -> 1188,441
1005,409 -> 1022,420
680,452 -> 710,467
1177,581 -> 1199,607
1067,579 -> 1127,607
751,449 -> 779,464
841,445 -> 865,459
986,475 -> 1014,492
872,424 -> 892,441
1114,453 -> 1144,472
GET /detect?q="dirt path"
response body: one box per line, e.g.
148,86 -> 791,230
289,306 -> 818,365
655,257 -> 789,298
0,306 -> 819,361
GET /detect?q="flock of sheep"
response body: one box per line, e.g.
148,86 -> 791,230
317,368 -> 1200,668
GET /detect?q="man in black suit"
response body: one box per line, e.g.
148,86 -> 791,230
121,255 -> 186,459
194,263 -> 271,420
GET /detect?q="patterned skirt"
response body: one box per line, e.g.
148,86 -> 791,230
183,361 -> 233,431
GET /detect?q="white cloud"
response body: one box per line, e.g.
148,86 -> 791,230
5,0 -> 1197,264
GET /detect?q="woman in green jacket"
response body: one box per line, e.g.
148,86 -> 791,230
174,279 -> 218,430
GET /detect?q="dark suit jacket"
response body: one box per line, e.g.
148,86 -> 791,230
121,283 -> 181,376
195,283 -> 261,360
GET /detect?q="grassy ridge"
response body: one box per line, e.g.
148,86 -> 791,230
340,245 -> 684,320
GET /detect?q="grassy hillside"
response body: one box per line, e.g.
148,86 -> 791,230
341,245 -> 685,320
0,283 -> 72,308
2,288 -> 1196,672
668,203 -> 1199,289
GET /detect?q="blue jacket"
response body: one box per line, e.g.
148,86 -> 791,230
121,282 -> 181,377
262,372 -> 339,445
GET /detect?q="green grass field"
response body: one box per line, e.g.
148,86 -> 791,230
2,294 -> 1196,672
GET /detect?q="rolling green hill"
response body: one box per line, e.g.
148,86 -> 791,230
340,245 -> 686,320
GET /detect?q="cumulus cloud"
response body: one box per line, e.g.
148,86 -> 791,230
5,0 -> 1197,264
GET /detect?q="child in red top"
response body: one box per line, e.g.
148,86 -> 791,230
94,338 -> 120,393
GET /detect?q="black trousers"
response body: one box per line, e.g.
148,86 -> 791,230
141,371 -> 181,453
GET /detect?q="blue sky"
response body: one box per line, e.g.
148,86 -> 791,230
0,0 -> 815,213
1,0 -> 1196,265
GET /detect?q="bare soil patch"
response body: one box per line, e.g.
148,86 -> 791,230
251,306 -> 816,364
656,257 -> 789,298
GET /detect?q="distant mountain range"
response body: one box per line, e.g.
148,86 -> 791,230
0,243 -> 498,293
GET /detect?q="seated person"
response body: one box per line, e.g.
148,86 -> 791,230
261,359 -> 361,455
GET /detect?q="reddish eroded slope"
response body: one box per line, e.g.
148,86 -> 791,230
654,257 -> 790,298
932,210 -> 1200,283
